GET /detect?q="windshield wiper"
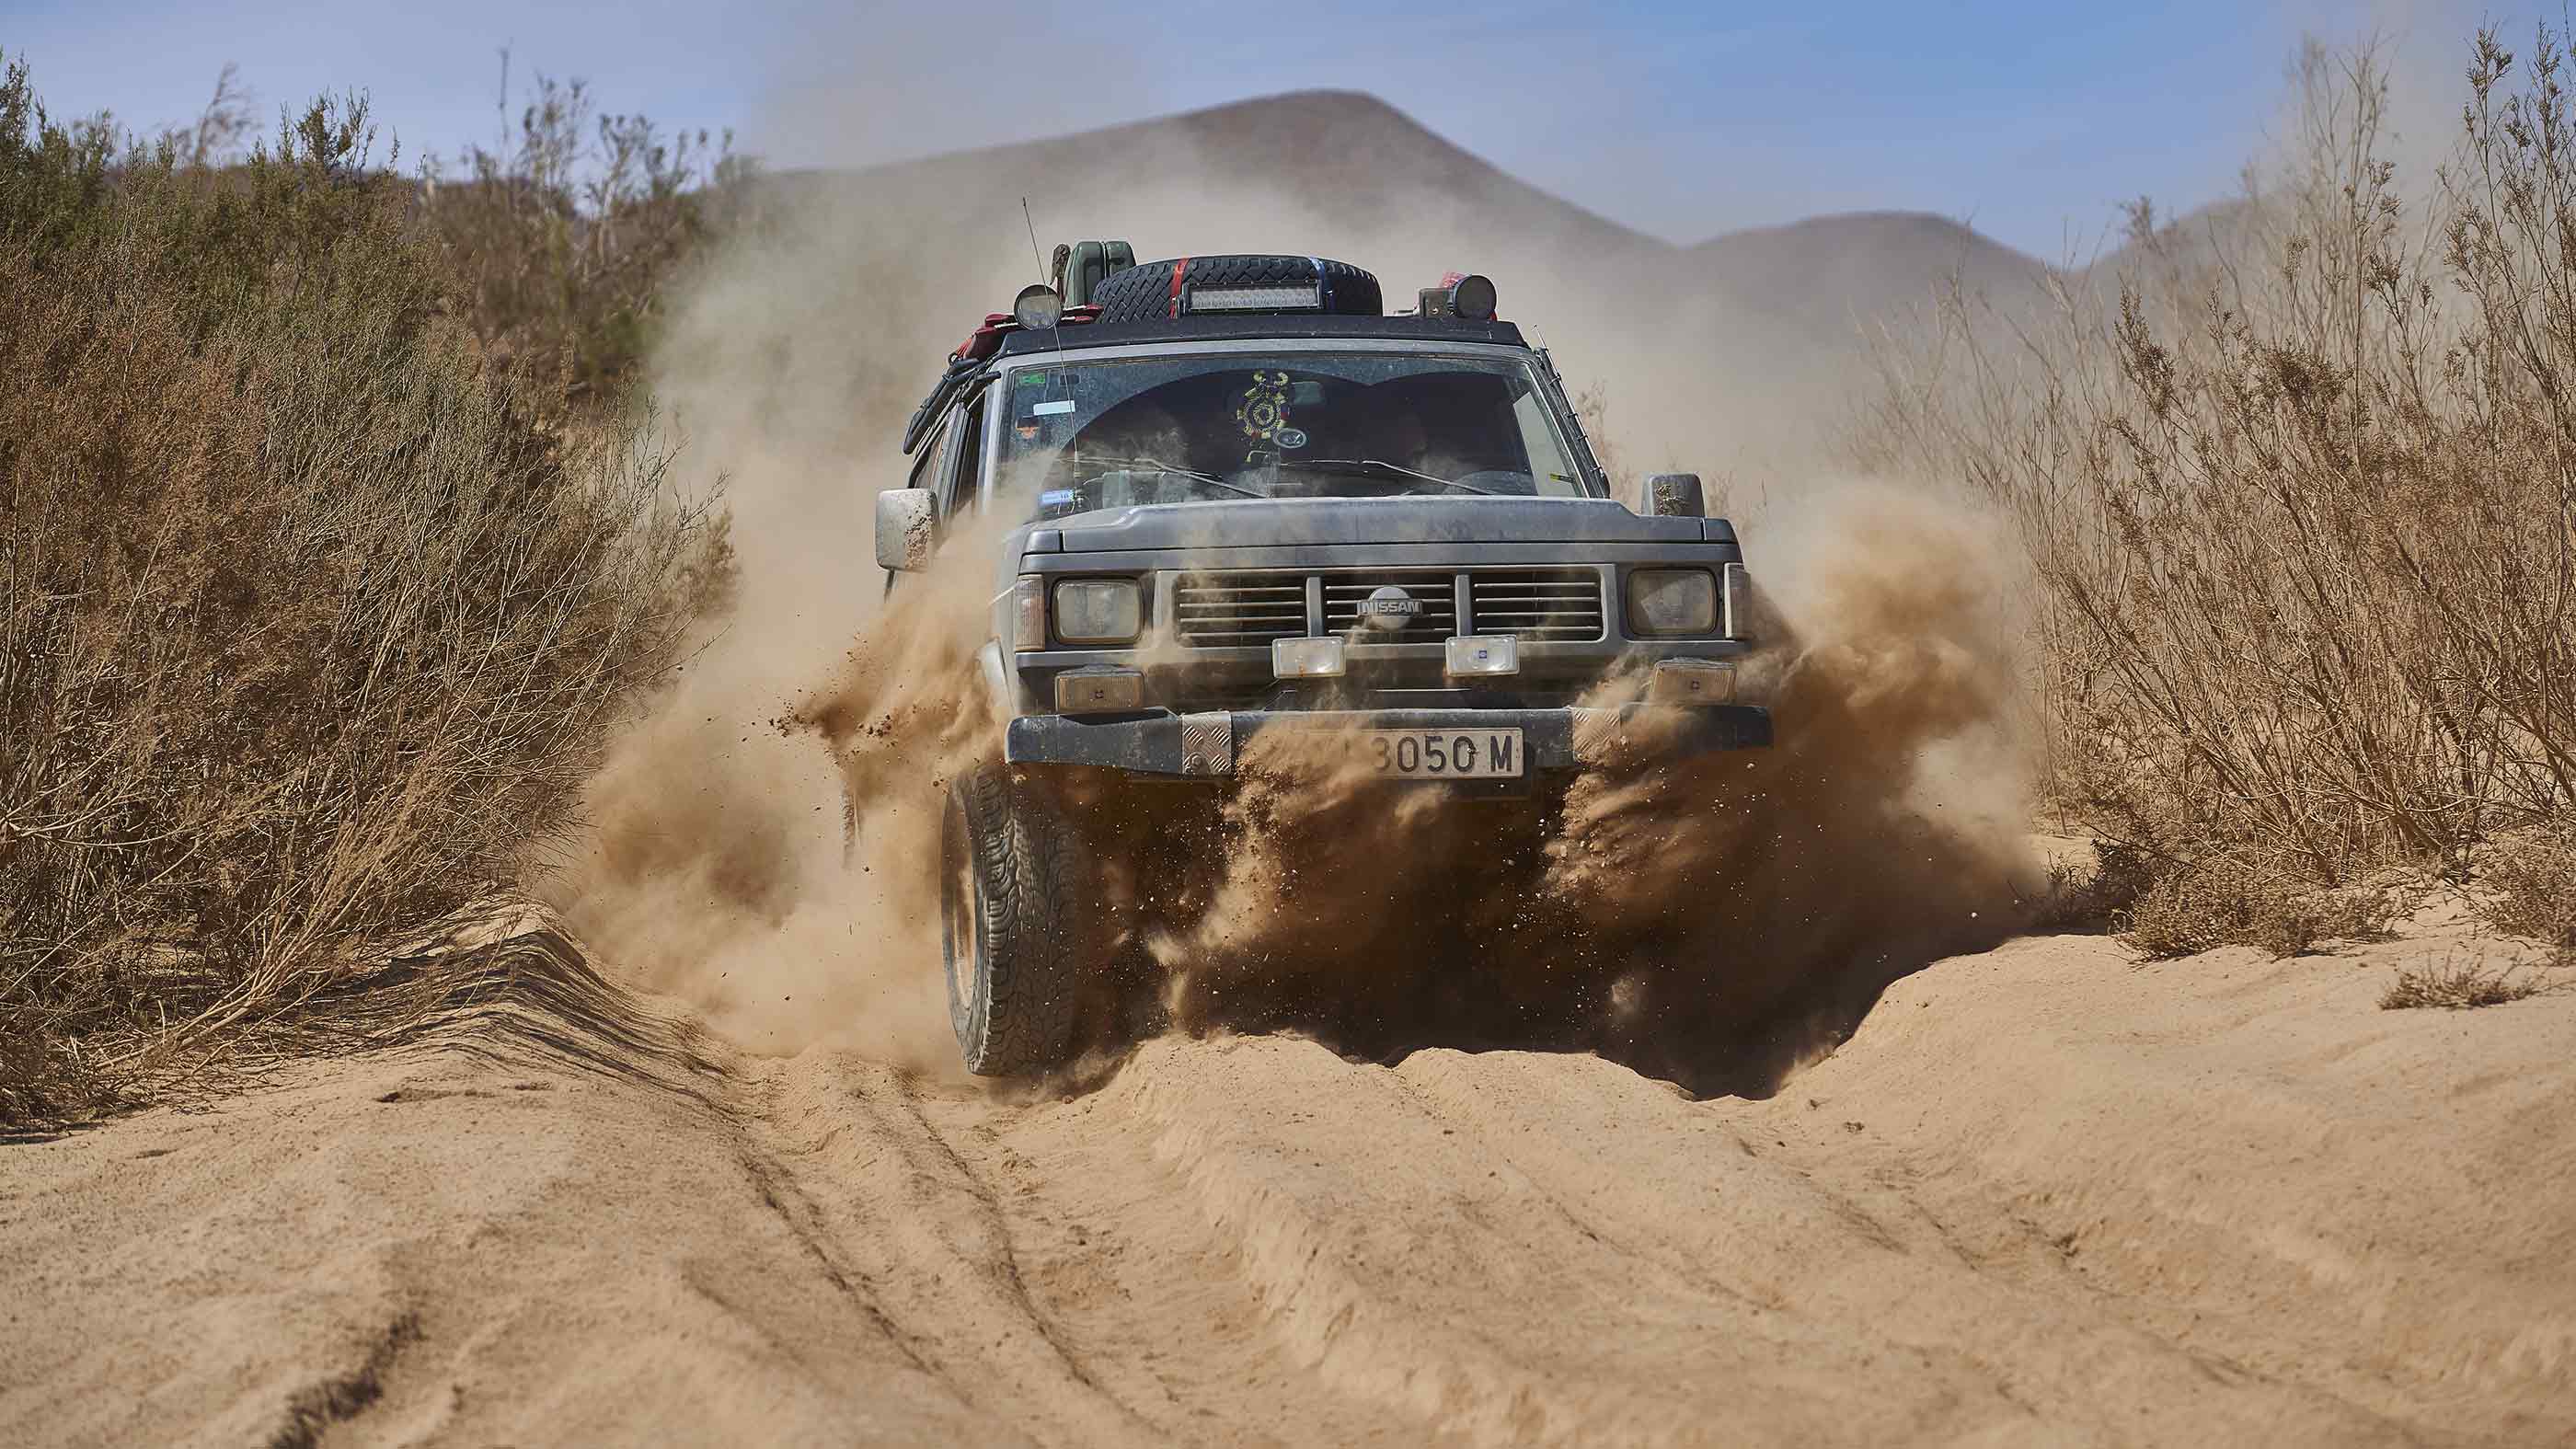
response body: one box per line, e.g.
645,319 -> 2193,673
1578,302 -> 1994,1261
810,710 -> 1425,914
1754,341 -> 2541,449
1281,458 -> 1508,495
1064,454 -> 1271,500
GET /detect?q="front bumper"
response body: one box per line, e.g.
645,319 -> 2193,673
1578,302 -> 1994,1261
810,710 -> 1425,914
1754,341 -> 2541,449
1003,705 -> 1772,777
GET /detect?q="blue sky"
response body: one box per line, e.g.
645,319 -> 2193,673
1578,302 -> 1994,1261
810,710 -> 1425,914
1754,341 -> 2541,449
1,0 -> 2510,256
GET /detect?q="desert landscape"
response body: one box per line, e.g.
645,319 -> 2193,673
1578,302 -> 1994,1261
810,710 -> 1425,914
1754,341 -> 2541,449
6,13 -> 2576,1448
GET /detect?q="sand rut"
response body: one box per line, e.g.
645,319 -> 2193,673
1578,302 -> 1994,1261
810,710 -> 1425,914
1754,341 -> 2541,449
6,908 -> 2572,1446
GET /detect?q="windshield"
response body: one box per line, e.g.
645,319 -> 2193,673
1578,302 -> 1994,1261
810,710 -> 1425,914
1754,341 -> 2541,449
992,350 -> 1590,520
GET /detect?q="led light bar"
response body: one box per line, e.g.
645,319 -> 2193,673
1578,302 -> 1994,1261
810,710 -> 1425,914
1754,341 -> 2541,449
1189,283 -> 1322,314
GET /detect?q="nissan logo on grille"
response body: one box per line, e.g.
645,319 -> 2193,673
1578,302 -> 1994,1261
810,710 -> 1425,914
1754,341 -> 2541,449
1359,585 -> 1422,631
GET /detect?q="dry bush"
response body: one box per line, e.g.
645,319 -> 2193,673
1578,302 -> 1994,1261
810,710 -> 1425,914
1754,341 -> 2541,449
2023,839 -> 2158,933
1861,27 -> 2576,907
2123,864 -> 2394,960
2380,954 -> 2551,1010
420,62 -> 756,410
0,53 -> 724,1123
2481,827 -> 2576,958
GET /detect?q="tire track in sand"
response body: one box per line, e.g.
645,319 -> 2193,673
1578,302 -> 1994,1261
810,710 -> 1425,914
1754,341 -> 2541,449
734,1049 -> 1428,1446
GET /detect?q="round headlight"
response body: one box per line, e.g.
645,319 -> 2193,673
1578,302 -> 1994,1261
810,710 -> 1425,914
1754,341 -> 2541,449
1448,273 -> 1497,321
1052,578 -> 1141,645
1014,283 -> 1064,330
1626,568 -> 1718,637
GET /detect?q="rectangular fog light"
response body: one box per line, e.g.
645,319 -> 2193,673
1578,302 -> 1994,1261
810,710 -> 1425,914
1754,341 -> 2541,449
1054,667 -> 1143,715
1647,658 -> 1737,705
1444,635 -> 1520,677
1271,636 -> 1346,679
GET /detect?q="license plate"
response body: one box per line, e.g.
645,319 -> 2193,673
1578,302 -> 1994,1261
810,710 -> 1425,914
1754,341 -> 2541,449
1360,728 -> 1524,779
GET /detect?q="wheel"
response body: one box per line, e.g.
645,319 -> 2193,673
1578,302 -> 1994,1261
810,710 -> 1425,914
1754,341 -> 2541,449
1087,255 -> 1383,324
940,766 -> 1091,1075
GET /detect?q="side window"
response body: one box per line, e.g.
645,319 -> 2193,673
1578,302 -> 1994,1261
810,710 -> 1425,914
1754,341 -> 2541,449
949,393 -> 987,517
906,414 -> 947,494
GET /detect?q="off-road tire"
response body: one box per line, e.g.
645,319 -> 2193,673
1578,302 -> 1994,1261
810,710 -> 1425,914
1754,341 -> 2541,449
1088,254 -> 1383,325
942,766 -> 1090,1075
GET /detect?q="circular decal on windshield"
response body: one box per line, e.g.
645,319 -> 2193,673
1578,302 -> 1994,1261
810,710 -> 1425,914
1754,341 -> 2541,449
1275,427 -> 1308,450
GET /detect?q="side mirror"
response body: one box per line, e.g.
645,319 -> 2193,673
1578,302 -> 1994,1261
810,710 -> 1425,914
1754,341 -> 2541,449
1645,473 -> 1706,519
875,488 -> 937,571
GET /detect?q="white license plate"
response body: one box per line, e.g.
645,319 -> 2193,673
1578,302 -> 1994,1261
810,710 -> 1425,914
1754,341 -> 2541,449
1360,728 -> 1524,779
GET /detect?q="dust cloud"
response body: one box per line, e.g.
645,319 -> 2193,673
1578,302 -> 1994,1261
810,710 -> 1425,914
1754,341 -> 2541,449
1111,481 -> 2033,1094
543,99 -> 2041,1090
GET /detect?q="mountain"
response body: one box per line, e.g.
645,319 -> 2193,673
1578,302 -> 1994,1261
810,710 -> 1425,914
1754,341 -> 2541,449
721,91 -> 2058,469
1690,210 -> 2050,336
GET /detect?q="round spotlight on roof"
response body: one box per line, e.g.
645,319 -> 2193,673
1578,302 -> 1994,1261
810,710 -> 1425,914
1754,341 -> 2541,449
1447,273 -> 1497,321
1013,283 -> 1064,330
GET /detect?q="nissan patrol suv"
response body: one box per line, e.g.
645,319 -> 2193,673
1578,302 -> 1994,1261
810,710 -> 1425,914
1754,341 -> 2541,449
876,249 -> 1772,1075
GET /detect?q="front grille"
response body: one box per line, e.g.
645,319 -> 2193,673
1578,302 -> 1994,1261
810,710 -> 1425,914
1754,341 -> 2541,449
1173,573 -> 1305,647
1169,567 -> 1607,646
1322,569 -> 1459,637
1470,568 -> 1605,640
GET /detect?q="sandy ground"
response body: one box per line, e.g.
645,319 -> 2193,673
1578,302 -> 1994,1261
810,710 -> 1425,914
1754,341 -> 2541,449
5,908 -> 2572,1447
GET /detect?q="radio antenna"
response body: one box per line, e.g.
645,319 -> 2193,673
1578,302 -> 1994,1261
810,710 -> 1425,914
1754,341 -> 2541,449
1015,196 -> 1072,397
1020,197 -> 1046,282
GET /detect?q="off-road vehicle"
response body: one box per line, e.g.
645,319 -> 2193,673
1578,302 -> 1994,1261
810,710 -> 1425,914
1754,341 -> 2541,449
878,248 -> 1772,1075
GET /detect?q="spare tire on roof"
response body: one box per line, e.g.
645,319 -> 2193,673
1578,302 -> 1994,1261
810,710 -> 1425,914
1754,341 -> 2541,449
1088,255 -> 1382,324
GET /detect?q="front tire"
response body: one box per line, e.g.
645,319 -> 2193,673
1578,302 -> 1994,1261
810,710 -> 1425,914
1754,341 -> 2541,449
941,766 -> 1089,1075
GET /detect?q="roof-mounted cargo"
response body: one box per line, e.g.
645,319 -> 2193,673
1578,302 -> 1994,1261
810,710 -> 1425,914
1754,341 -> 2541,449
1089,255 -> 1384,324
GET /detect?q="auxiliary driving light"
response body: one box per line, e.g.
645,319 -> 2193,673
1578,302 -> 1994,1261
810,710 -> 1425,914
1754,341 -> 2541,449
1054,667 -> 1144,715
1419,271 -> 1499,320
1447,273 -> 1497,321
1648,658 -> 1738,705
1013,283 -> 1064,330
1272,636 -> 1346,679
1444,635 -> 1520,677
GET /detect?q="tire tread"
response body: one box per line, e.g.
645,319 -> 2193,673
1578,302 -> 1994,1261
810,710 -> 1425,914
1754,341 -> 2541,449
950,767 -> 1087,1075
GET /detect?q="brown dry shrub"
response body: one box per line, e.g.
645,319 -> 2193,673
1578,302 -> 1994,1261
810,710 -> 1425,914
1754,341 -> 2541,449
2123,865 -> 2394,960
419,63 -> 757,411
2481,828 -> 2576,959
1860,28 -> 2576,898
2022,839 -> 2160,933
2380,954 -> 2551,1010
0,54 -> 724,1122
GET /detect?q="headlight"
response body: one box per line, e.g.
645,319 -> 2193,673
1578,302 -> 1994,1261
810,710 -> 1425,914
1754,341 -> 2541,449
1052,578 -> 1141,645
1626,568 -> 1718,637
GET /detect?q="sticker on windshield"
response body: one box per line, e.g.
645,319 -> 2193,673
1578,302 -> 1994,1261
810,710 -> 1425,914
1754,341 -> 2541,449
1030,399 -> 1075,417
1275,427 -> 1308,450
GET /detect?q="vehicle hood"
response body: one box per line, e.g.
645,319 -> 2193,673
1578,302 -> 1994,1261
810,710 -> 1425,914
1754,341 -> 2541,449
1029,497 -> 1724,552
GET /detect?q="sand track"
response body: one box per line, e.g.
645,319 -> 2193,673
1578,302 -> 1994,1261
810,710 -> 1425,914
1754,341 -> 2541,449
5,911 -> 2572,1447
